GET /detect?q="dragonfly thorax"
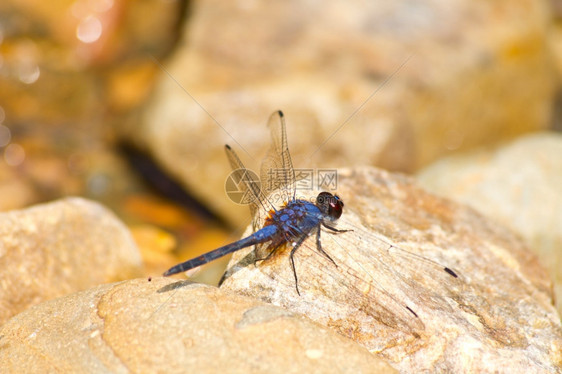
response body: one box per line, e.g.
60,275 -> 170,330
264,199 -> 323,238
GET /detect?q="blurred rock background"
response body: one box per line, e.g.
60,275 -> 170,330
0,0 -> 561,314
0,0 -> 232,284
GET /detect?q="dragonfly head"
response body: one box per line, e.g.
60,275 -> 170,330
316,192 -> 344,222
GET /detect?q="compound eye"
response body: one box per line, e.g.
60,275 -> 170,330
316,192 -> 344,220
329,195 -> 344,219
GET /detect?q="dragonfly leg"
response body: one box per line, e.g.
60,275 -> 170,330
254,241 -> 279,263
322,222 -> 352,233
289,234 -> 309,296
315,226 -> 338,268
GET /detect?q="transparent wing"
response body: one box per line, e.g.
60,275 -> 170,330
344,225 -> 461,295
349,224 -> 462,293
260,110 -> 297,206
224,145 -> 271,233
264,203 -> 463,335
301,224 -> 463,336
224,111 -> 300,256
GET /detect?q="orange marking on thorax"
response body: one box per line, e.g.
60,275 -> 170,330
263,202 -> 289,227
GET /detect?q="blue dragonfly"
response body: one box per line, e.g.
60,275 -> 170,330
163,110 -> 351,295
163,110 -> 461,335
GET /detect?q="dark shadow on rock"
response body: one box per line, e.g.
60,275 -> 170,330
157,280 -> 197,293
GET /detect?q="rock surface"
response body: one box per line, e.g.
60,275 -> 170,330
417,132 -> 562,317
220,167 -> 562,372
135,0 -> 555,225
0,278 -> 395,373
0,197 -> 143,324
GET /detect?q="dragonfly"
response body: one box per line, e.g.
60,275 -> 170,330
163,110 -> 351,295
163,110 -> 461,335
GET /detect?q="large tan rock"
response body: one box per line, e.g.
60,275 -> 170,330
0,197 -> 143,324
417,131 -> 562,317
220,167 -> 562,372
135,0 -> 555,225
0,278 -> 395,373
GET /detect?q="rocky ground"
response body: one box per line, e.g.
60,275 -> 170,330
0,0 -> 561,372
